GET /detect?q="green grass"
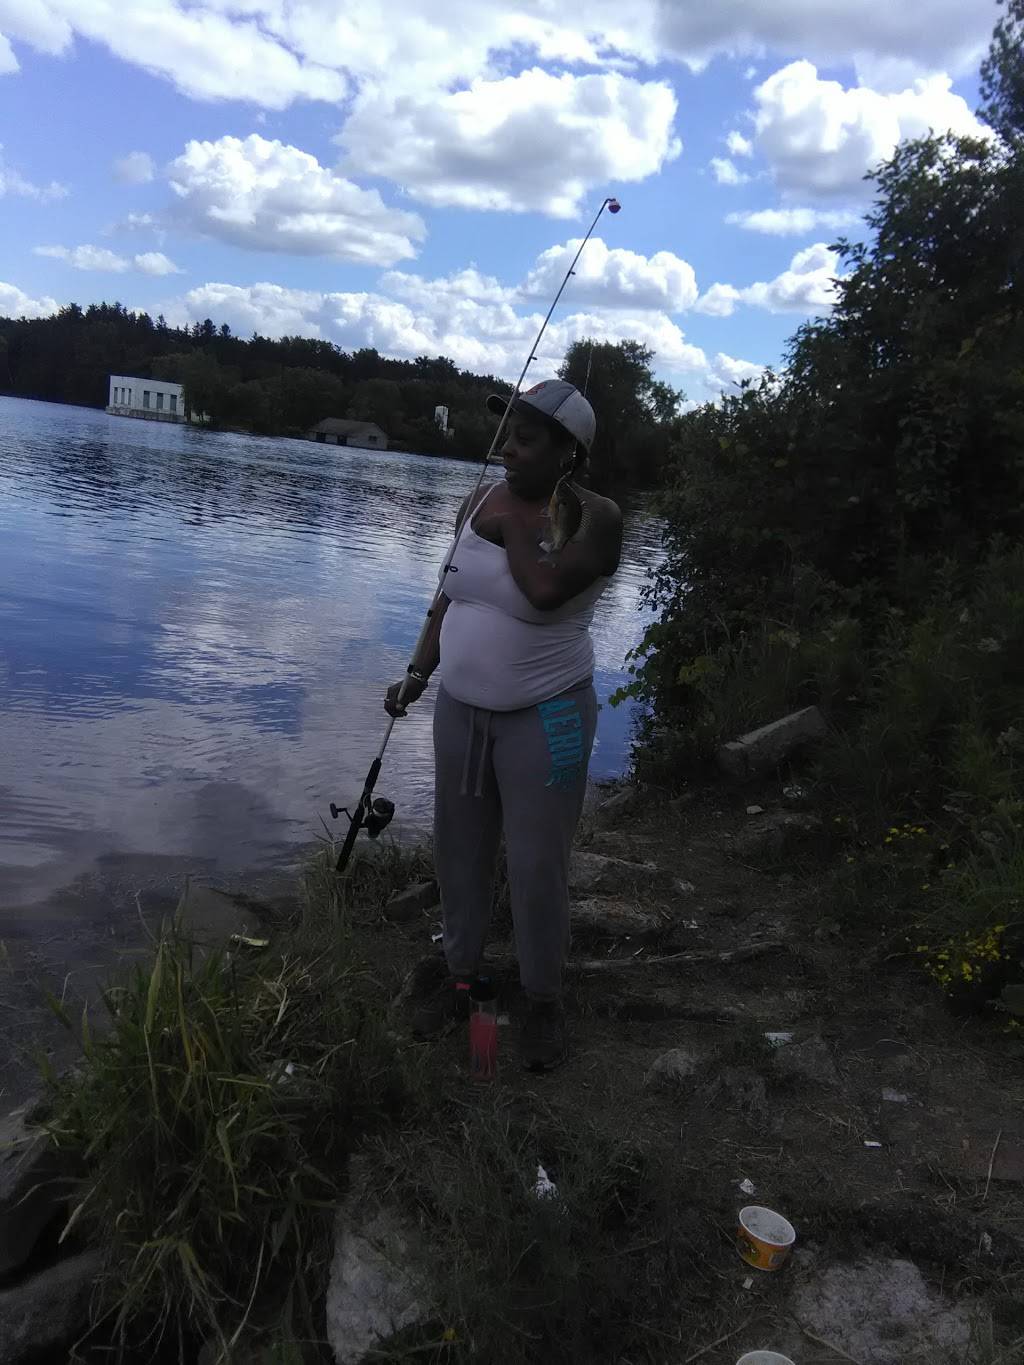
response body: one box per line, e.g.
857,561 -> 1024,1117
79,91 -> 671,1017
39,848 -> 419,1363
358,1086 -> 713,1365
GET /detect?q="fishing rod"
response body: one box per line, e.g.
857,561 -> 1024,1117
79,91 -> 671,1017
330,194 -> 622,874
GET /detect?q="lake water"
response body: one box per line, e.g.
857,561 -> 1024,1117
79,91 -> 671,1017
0,397 -> 659,907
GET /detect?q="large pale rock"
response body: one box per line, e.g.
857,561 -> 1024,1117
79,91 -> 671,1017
791,1258 -> 974,1365
648,1048 -> 703,1087
731,812 -> 822,860
384,880 -> 439,924
717,706 -> 827,779
571,899 -> 669,938
595,786 -> 640,828
0,1250 -> 101,1364
328,1193 -> 426,1364
772,1037 -> 840,1088
0,1104 -> 71,1277
569,851 -> 661,896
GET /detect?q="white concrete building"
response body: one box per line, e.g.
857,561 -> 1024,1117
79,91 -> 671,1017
107,374 -> 186,423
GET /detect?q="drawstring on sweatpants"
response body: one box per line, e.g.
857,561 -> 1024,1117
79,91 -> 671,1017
459,706 -> 493,798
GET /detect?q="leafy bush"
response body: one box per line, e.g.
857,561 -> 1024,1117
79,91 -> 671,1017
619,9 -> 1024,1000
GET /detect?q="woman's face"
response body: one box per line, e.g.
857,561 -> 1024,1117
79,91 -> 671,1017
501,414 -> 570,499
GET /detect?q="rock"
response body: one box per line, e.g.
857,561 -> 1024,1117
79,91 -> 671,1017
731,812 -> 822,860
791,1257 -> 974,1365
745,805 -> 765,816
176,881 -> 274,947
571,899 -> 669,938
717,706 -> 828,779
960,1134 -> 1024,1184
0,1104 -> 72,1277
772,1037 -> 840,1087
648,1047 -> 703,1087
0,1250 -> 101,1364
328,1181 -> 427,1365
384,880 -> 439,923
712,1066 -> 769,1115
595,786 -> 640,827
569,851 -> 661,896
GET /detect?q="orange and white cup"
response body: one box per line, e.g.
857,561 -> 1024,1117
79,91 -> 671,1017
735,1205 -> 796,1272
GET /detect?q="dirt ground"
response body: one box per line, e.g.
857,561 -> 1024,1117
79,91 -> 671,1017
3,777 -> 1023,1363
347,779 -> 1024,1364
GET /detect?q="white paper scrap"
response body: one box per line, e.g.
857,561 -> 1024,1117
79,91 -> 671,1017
535,1164 -> 559,1200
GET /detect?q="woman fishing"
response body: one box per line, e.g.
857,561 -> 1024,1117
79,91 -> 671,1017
385,379 -> 622,1071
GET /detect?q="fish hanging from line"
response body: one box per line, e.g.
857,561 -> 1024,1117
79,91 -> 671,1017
539,476 -> 590,557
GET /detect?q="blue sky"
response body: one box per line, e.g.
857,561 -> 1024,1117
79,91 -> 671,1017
0,1 -> 995,402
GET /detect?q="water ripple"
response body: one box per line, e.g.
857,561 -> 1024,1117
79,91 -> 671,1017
0,397 -> 660,899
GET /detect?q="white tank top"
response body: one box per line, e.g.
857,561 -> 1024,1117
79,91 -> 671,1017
438,484 -> 610,712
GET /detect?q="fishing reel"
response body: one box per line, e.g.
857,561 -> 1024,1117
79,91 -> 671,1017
330,795 -> 395,839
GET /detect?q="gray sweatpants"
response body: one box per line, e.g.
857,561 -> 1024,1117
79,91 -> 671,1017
432,679 -> 598,999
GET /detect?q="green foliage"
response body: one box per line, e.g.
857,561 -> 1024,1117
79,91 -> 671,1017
622,8 -> 1024,989
980,0 -> 1024,144
559,339 -> 683,489
40,865 -> 410,1361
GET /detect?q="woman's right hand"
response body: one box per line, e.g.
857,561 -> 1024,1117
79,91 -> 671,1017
384,676 -> 427,717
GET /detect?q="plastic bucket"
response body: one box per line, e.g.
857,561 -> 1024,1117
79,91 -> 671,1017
736,1354 -> 796,1365
736,1205 -> 796,1272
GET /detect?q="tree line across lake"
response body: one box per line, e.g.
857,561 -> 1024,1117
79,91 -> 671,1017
0,305 -> 681,491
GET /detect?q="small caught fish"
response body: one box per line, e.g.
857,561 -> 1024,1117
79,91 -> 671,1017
539,477 -> 589,556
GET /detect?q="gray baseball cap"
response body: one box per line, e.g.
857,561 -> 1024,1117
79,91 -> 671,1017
486,378 -> 596,453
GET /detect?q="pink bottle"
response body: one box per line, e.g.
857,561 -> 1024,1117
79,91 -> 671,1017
469,978 -> 498,1081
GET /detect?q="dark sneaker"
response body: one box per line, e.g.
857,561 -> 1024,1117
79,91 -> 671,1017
520,999 -> 566,1072
411,976 -> 473,1038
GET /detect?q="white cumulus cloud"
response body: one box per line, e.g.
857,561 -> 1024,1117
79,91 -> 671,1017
726,131 -> 754,157
0,144 -> 66,200
727,206 -> 861,235
0,1 -> 998,107
709,352 -> 766,388
169,274 -> 754,403
696,243 -> 841,316
113,151 -> 155,184
0,0 -> 343,107
751,61 -> 990,199
167,134 -> 425,266
520,237 -> 698,312
380,267 -> 516,307
134,251 -> 182,276
0,280 -> 58,319
710,157 -> 749,186
0,32 -> 18,73
652,0 -> 996,83
35,244 -> 130,271
337,68 -> 680,218
34,243 -> 183,274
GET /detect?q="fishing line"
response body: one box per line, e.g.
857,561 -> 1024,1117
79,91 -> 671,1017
330,195 -> 622,874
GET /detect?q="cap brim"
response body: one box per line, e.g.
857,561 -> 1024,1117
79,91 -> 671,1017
486,393 -> 517,419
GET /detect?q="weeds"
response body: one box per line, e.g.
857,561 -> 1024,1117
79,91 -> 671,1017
361,1087 -> 715,1365
39,854 -> 414,1362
